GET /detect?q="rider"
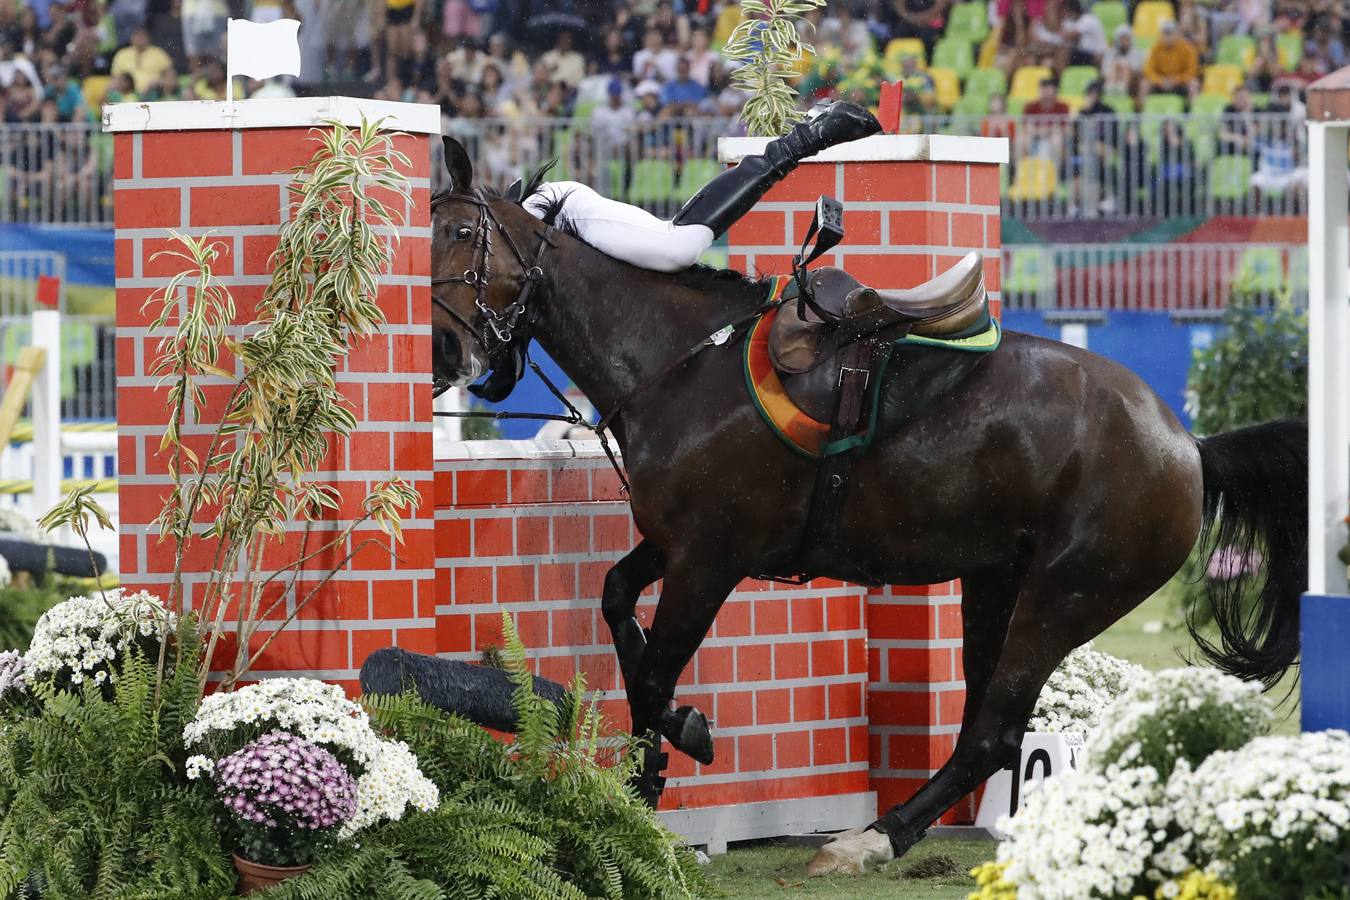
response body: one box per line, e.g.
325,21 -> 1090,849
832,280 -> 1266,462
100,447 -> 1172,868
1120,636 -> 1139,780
519,100 -> 882,272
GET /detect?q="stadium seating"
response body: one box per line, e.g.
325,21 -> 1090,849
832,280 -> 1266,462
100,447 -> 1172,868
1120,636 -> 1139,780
964,67 -> 1008,99
1202,64 -> 1243,97
1101,93 -> 1136,115
1132,1 -> 1175,40
932,37 -> 975,79
1007,158 -> 1058,201
1010,65 -> 1053,101
1276,32 -> 1303,70
1006,96 -> 1029,116
1216,35 -> 1256,68
82,75 -> 110,113
1209,155 -> 1253,201
885,38 -> 928,70
1091,1 -> 1129,37
1004,247 -> 1053,300
1236,246 -> 1284,294
946,2 -> 990,42
675,159 -> 723,204
627,159 -> 676,206
1141,94 -> 1185,155
1190,94 -> 1228,116
1060,65 -> 1101,99
952,93 -> 990,117
1288,245 -> 1309,299
929,67 -> 962,110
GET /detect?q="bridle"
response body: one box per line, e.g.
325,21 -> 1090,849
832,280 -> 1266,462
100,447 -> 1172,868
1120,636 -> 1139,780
430,188 -> 555,397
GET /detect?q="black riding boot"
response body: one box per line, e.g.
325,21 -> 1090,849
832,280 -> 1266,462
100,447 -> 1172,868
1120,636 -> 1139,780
672,101 -> 882,237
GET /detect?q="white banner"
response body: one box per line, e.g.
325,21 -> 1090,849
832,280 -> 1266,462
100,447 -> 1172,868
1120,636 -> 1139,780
226,18 -> 301,84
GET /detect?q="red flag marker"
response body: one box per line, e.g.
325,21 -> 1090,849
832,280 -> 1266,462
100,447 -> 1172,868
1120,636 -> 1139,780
878,82 -> 903,134
35,275 -> 60,308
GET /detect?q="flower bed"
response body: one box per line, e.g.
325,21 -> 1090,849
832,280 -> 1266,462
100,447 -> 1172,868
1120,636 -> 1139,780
972,665 -> 1350,900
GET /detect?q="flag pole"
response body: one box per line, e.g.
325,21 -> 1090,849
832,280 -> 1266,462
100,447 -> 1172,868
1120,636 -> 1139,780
225,18 -> 235,106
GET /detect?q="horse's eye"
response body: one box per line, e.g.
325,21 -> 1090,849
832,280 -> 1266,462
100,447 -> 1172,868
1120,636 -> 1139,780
455,226 -> 473,240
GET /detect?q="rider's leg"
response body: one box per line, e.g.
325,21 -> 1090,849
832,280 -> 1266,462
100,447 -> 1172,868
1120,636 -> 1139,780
673,101 -> 882,236
524,181 -> 714,272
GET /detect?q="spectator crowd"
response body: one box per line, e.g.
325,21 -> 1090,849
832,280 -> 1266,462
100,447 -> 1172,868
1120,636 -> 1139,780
0,0 -> 1343,218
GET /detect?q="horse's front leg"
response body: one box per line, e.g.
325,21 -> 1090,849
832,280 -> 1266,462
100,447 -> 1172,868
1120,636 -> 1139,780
601,540 -> 665,694
626,551 -> 742,803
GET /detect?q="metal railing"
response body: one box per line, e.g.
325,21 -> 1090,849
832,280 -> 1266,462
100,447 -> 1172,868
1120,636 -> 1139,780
4,112 -> 1313,225
0,251 -> 65,315
0,315 -> 115,421
1,125 -> 114,226
1002,242 -> 1304,313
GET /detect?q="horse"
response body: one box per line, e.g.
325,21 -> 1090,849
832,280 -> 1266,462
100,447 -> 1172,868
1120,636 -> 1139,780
428,137 -> 1308,873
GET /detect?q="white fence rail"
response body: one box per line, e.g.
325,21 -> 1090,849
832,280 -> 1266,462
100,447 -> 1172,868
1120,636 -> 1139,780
4,112 -> 1310,224
1002,242 -> 1304,313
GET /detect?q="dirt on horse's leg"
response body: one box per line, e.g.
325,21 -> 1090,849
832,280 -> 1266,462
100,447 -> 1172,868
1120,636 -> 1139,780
634,558 -> 741,771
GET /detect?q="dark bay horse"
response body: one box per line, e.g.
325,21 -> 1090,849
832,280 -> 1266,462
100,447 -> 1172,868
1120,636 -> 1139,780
429,138 -> 1308,873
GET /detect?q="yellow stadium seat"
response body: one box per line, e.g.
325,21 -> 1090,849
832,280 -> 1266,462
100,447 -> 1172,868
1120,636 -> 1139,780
712,4 -> 742,48
928,67 -> 961,110
1010,65 -> 1053,101
1202,64 -> 1242,97
1062,95 -> 1084,114
1133,1 -> 1175,40
885,37 -> 928,69
1007,158 -> 1058,201
82,75 -> 110,112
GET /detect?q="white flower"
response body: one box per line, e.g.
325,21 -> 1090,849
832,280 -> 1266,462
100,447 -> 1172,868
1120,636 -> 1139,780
184,677 -> 439,837
0,552 -> 10,589
1027,643 -> 1145,734
0,507 -> 44,543
24,589 -> 176,685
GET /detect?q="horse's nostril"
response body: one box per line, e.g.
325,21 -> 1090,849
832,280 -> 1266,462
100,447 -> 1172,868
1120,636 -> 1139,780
435,330 -> 460,371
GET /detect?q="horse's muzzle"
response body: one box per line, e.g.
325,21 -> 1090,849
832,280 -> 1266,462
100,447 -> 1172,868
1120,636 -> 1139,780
434,329 -> 486,387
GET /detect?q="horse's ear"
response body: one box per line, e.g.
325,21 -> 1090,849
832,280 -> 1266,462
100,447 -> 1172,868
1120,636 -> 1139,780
442,136 -> 473,193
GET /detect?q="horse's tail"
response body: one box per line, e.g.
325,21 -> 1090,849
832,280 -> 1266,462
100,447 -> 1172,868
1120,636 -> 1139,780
1191,418 -> 1307,688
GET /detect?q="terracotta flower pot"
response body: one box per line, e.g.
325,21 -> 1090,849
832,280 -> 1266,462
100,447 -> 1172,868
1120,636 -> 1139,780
232,853 -> 311,895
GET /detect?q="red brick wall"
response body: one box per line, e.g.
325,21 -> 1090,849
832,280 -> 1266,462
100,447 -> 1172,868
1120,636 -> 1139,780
434,446 -> 872,812
113,125 -> 435,689
725,153 -> 1003,824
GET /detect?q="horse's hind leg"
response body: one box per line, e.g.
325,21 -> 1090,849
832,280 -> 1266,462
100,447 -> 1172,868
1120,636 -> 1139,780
809,556 -> 1169,875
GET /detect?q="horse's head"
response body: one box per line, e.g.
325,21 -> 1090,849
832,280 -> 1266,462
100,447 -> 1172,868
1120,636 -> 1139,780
430,136 -> 554,399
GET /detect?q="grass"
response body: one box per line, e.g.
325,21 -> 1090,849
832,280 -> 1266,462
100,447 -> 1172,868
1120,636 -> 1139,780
706,572 -> 1302,896
704,838 -> 992,899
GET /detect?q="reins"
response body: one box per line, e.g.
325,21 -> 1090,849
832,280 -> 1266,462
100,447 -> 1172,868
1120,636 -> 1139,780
429,188 -> 786,499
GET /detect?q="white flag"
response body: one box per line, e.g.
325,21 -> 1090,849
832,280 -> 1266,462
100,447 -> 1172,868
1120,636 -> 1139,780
226,18 -> 302,82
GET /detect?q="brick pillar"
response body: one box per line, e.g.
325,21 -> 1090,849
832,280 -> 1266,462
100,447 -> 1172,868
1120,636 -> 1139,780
106,98 -> 441,691
719,133 -> 1008,824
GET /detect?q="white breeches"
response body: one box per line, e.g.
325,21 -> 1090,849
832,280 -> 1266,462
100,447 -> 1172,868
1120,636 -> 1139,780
523,181 -> 715,273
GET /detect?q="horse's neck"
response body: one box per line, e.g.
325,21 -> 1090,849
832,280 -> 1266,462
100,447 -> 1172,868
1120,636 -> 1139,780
531,242 -> 746,418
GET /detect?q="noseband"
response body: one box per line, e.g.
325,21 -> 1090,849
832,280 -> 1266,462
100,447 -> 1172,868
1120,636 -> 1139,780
430,188 -> 555,395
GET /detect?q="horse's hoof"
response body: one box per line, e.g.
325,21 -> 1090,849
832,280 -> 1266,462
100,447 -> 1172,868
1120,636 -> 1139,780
660,705 -> 714,765
822,826 -> 865,846
629,737 -> 668,808
805,827 -> 894,876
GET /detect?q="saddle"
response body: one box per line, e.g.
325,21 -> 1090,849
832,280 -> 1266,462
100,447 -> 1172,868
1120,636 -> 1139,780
769,252 -> 989,375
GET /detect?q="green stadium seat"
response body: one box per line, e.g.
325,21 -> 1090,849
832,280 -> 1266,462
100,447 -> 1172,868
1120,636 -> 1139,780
946,2 -> 990,42
1288,245 -> 1309,297
1101,93 -> 1136,115
1005,247 -> 1053,301
627,159 -> 676,206
1277,32 -> 1303,69
952,93 -> 990,116
1091,1 -> 1128,37
1143,94 -> 1185,116
1251,92 -> 1270,110
1216,34 -> 1256,67
1191,94 -> 1228,117
675,159 -> 723,203
964,67 -> 1007,98
573,99 -> 598,120
932,37 -> 975,78
1236,246 -> 1284,294
1006,96 -> 1028,116
1059,65 -> 1100,98
1208,155 -> 1252,201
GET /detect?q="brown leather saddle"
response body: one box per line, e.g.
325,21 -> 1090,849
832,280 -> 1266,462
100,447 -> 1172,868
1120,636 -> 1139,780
769,251 -> 988,376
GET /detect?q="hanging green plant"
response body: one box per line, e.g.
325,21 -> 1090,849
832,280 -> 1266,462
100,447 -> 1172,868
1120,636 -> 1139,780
723,0 -> 825,137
